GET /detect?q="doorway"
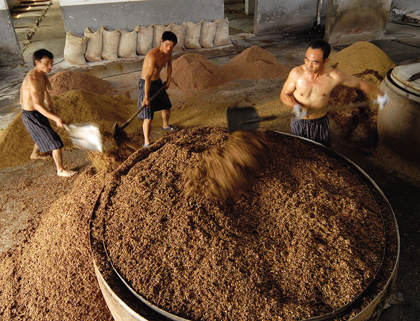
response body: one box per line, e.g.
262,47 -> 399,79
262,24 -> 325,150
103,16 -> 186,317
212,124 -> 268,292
224,0 -> 255,35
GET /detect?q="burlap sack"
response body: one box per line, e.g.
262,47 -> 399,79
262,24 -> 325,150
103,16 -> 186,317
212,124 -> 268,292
135,25 -> 153,55
64,31 -> 87,65
152,24 -> 166,48
167,23 -> 185,49
200,20 -> 218,48
182,20 -> 203,49
84,27 -> 102,62
118,29 -> 137,58
213,17 -> 231,47
102,26 -> 120,61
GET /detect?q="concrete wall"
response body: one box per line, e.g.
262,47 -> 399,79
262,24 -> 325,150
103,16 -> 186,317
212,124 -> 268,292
390,0 -> 420,21
6,0 -> 18,10
254,0 -> 318,36
324,0 -> 392,45
0,0 -> 24,66
59,0 -> 224,35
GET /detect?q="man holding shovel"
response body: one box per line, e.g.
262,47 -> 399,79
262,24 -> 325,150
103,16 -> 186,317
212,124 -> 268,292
138,31 -> 178,148
20,49 -> 77,177
280,40 -> 388,147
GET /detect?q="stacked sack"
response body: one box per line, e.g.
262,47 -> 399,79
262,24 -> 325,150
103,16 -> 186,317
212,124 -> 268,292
64,18 -> 231,65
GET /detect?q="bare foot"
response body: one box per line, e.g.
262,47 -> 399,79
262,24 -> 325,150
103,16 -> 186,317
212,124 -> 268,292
30,154 -> 51,160
57,169 -> 78,177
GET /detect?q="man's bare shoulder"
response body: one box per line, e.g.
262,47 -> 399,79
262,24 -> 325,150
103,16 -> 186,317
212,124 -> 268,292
288,65 -> 305,78
328,67 -> 352,81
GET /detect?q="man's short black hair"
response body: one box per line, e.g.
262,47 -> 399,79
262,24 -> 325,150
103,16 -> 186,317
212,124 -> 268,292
33,49 -> 53,66
161,31 -> 178,46
307,40 -> 331,60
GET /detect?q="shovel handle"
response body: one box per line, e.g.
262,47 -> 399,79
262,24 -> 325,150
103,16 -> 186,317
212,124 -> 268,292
118,82 -> 167,131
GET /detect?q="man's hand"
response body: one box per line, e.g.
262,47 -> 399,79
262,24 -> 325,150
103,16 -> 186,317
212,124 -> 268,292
292,104 -> 307,120
376,93 -> 389,110
142,97 -> 150,108
54,116 -> 64,128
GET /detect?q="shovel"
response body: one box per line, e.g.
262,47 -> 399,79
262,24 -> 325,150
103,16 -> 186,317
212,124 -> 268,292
113,82 -> 167,139
227,101 -> 373,133
63,123 -> 103,152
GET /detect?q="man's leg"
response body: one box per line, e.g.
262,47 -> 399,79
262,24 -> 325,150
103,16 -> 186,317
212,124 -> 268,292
52,148 -> 77,177
30,143 -> 50,160
162,109 -> 170,129
143,119 -> 152,146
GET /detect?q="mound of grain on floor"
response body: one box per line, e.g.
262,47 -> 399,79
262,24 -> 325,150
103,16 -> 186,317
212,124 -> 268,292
0,91 -> 139,169
0,170 -> 113,320
169,53 -> 227,90
328,41 -> 395,78
49,70 -> 115,96
92,127 -> 386,321
223,45 -> 290,81
168,46 -> 290,91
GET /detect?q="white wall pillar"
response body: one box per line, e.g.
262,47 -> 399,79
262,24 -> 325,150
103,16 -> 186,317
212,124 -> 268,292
0,0 -> 24,66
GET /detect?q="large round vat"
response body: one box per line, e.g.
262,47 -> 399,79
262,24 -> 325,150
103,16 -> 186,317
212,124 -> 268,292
90,130 -> 400,321
378,63 -> 420,163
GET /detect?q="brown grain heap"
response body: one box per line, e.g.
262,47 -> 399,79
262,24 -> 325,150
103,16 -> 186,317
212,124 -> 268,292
168,46 -> 290,91
48,70 -> 115,96
0,90 -> 138,169
93,127 -> 386,321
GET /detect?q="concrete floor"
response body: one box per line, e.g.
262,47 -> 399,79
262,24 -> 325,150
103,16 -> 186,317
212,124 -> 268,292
1,1 -> 420,320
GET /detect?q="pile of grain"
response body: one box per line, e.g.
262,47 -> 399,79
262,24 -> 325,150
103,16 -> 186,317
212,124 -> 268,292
92,127 -> 387,321
327,42 -> 394,144
169,46 -> 290,91
328,41 -> 395,78
0,170 -> 113,320
0,90 -> 139,169
49,70 -> 115,96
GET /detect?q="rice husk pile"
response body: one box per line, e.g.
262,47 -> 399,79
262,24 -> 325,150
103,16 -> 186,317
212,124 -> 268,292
0,90 -> 139,170
48,70 -> 115,96
327,41 -> 393,144
222,45 -> 290,81
0,170 -> 113,320
168,46 -> 290,91
328,41 -> 395,78
92,127 -> 388,321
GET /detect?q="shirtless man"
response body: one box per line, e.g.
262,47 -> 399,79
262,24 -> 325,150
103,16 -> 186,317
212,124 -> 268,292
20,49 -> 77,177
138,31 -> 178,147
280,39 -> 388,147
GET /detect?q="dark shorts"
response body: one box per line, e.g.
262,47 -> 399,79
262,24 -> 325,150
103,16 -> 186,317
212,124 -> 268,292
22,110 -> 64,153
291,115 -> 331,147
137,78 -> 172,120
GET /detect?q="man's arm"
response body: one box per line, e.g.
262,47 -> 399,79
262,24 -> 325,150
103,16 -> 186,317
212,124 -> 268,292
337,70 -> 384,96
30,77 -> 63,127
165,56 -> 172,89
141,53 -> 157,107
280,67 -> 300,108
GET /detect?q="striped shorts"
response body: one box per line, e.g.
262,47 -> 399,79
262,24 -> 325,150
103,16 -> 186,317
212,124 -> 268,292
22,110 -> 64,153
290,115 -> 331,147
137,78 -> 172,120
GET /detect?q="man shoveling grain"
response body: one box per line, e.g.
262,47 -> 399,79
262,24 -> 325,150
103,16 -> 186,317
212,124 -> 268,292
281,40 -> 389,147
138,31 -> 179,148
20,49 -> 77,177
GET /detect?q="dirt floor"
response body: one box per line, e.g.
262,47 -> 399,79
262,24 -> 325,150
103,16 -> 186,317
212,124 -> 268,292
1,41 -> 420,320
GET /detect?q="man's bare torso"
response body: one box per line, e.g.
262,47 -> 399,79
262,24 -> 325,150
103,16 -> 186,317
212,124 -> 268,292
293,65 -> 342,118
20,69 -> 48,111
141,47 -> 171,81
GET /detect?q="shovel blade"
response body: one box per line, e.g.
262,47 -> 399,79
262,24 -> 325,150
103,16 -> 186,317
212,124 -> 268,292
227,107 -> 260,133
67,123 -> 103,152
